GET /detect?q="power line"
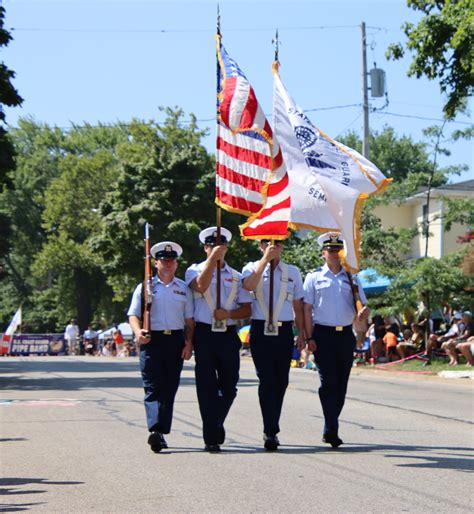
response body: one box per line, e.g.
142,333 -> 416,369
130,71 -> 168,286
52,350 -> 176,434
337,111 -> 363,136
12,24 -> 362,34
375,111 -> 472,126
8,107 -> 470,132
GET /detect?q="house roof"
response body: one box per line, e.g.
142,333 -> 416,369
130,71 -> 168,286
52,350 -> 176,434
411,179 -> 474,200
436,180 -> 474,192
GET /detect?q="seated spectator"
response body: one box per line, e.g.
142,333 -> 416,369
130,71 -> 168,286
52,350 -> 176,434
83,324 -> 98,356
425,312 -> 464,361
396,324 -> 424,360
383,324 -> 399,362
457,338 -> 474,367
384,315 -> 400,337
368,315 -> 386,362
118,342 -> 131,358
102,341 -> 114,357
442,312 -> 474,366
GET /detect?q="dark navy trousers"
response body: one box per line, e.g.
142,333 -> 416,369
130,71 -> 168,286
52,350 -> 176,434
250,320 -> 294,437
193,323 -> 241,445
139,331 -> 184,434
313,324 -> 356,435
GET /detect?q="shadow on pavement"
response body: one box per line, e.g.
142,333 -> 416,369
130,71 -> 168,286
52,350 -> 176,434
0,477 -> 83,512
0,502 -> 47,512
385,453 -> 474,472
330,443 -> 474,472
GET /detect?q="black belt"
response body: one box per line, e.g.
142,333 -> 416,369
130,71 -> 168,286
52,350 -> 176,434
151,329 -> 183,336
314,323 -> 352,332
251,320 -> 293,327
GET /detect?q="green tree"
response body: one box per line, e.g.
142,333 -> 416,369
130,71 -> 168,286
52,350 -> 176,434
33,151 -> 119,330
369,251 -> 472,317
387,0 -> 474,119
0,119 -> 130,330
0,4 -> 23,284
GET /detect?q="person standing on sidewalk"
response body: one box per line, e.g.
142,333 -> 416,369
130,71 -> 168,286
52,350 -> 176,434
64,319 -> 80,355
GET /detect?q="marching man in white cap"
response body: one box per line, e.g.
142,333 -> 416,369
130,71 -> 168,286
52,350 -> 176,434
242,240 -> 305,451
128,241 -> 194,453
303,232 -> 369,448
185,226 -> 251,452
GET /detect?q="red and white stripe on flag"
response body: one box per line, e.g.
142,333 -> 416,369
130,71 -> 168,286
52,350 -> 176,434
216,37 -> 290,240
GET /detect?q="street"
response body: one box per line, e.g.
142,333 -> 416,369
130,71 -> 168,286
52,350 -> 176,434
1,356 -> 473,513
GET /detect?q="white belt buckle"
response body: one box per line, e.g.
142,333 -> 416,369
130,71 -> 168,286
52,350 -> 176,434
264,321 -> 279,336
212,319 -> 227,332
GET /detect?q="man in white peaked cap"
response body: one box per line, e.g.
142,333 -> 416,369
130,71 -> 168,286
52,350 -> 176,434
303,232 -> 369,448
128,240 -> 194,453
185,227 -> 251,452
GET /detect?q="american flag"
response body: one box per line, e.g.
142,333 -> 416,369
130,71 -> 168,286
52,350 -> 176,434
216,37 -> 290,239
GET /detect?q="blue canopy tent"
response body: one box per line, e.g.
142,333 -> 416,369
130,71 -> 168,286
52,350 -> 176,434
358,268 -> 391,295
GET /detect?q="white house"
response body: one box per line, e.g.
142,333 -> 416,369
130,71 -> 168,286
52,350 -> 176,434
373,180 -> 474,260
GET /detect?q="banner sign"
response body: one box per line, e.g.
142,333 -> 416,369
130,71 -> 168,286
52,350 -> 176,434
8,334 -> 66,356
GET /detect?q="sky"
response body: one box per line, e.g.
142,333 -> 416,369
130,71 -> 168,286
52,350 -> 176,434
3,0 -> 473,182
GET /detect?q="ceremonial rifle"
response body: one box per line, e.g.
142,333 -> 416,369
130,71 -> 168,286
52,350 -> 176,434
346,271 -> 364,314
142,223 -> 152,337
347,271 -> 368,345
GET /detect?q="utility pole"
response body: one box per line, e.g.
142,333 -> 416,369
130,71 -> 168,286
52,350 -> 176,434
361,21 -> 369,158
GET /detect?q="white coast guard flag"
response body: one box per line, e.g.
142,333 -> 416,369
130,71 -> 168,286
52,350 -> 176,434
272,64 -> 390,271
1,306 -> 22,355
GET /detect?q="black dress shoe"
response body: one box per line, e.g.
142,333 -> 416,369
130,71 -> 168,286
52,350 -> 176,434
204,444 -> 221,453
322,432 -> 343,448
148,431 -> 167,453
263,434 -> 279,451
217,426 -> 226,445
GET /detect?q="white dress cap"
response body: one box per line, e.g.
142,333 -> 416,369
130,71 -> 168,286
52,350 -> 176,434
317,232 -> 345,248
198,226 -> 232,245
150,241 -> 183,259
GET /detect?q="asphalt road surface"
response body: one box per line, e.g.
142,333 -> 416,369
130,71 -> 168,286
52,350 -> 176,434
1,356 -> 473,513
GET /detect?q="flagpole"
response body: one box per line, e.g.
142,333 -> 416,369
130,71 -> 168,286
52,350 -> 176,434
267,29 -> 280,332
215,5 -> 222,312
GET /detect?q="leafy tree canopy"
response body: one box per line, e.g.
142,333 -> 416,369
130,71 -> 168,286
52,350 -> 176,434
387,0 -> 474,119
0,4 -> 23,277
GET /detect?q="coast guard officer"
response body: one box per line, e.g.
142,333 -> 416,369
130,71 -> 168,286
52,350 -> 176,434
128,241 -> 194,453
185,227 -> 251,452
242,240 -> 305,451
303,232 -> 369,448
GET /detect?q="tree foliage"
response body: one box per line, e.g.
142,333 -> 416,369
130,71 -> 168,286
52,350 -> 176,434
0,5 -> 23,279
387,0 -> 474,119
368,250 -> 473,317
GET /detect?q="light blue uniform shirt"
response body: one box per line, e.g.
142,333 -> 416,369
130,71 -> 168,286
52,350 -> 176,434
185,261 -> 252,326
127,276 -> 193,330
241,261 -> 304,322
303,263 -> 367,327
